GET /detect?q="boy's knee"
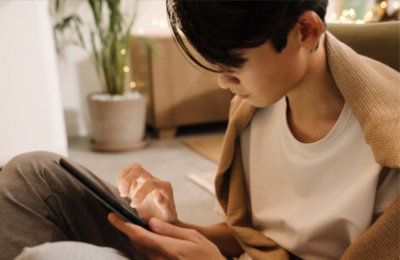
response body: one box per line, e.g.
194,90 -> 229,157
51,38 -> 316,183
0,151 -> 72,206
8,151 -> 61,166
4,151 -> 62,173
0,151 -> 64,187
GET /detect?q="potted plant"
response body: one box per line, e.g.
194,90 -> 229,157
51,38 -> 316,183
52,0 -> 147,152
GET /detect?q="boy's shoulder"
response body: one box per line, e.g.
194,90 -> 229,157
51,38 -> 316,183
326,31 -> 400,167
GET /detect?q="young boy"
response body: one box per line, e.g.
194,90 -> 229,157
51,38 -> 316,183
0,1 -> 399,259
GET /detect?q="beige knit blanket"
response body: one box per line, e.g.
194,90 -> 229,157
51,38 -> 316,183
215,32 -> 400,259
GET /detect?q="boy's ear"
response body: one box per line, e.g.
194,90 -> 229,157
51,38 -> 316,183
297,11 -> 325,50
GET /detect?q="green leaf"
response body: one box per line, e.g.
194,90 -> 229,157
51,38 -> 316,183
51,0 -> 138,95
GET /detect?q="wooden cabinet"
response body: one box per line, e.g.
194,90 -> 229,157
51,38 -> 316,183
130,36 -> 233,138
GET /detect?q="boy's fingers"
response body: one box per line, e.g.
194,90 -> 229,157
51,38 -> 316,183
108,213 -> 178,257
130,179 -> 173,207
131,179 -> 158,205
154,191 -> 168,206
149,217 -> 198,241
118,163 -> 157,198
108,213 -> 140,237
117,180 -> 130,197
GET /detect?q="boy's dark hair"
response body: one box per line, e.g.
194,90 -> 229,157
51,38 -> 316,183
167,0 -> 328,72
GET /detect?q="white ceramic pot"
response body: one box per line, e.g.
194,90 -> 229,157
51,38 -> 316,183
87,91 -> 147,152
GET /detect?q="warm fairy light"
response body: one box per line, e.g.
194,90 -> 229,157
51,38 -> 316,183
348,8 -> 356,19
333,8 -> 361,23
120,49 -> 127,55
123,66 -> 130,73
339,15 -> 347,23
329,12 -> 337,21
130,81 -> 137,89
330,0 -> 396,24
364,10 -> 374,21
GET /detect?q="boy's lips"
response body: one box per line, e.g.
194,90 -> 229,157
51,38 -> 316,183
237,94 -> 249,99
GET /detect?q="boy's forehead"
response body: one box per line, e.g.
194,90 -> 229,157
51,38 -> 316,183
176,31 -> 244,72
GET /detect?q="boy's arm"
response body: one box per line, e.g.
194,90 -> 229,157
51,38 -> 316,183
175,220 -> 244,257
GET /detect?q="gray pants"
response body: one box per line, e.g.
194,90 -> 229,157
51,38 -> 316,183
0,151 -> 141,260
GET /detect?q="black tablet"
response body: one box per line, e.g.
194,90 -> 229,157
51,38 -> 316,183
59,158 -> 150,230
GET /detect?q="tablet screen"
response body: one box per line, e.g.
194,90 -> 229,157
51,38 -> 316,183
59,158 -> 150,230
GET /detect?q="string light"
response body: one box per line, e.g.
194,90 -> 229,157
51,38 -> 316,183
329,12 -> 338,21
120,49 -> 127,56
348,8 -> 356,19
130,81 -> 137,89
123,66 -> 130,73
327,0 -> 400,25
364,10 -> 374,21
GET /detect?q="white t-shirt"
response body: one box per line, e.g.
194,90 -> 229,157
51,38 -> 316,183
239,98 -> 399,260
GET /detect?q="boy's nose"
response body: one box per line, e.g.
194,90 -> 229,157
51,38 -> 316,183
217,74 -> 240,90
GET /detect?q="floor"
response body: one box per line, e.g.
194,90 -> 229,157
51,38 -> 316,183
67,125 -> 225,226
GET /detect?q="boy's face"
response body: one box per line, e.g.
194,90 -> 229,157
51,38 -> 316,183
217,26 -> 310,108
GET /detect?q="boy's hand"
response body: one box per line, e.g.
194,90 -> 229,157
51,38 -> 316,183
108,213 -> 225,260
118,163 -> 177,223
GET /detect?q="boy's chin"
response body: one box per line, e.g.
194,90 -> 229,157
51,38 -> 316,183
245,98 -> 275,108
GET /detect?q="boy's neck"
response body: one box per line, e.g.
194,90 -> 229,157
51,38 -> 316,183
286,35 -> 345,143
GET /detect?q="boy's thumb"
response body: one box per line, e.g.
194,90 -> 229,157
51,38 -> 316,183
149,218 -> 193,240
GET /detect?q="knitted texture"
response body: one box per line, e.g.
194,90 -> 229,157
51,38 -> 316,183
215,32 -> 400,259
326,32 -> 400,167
